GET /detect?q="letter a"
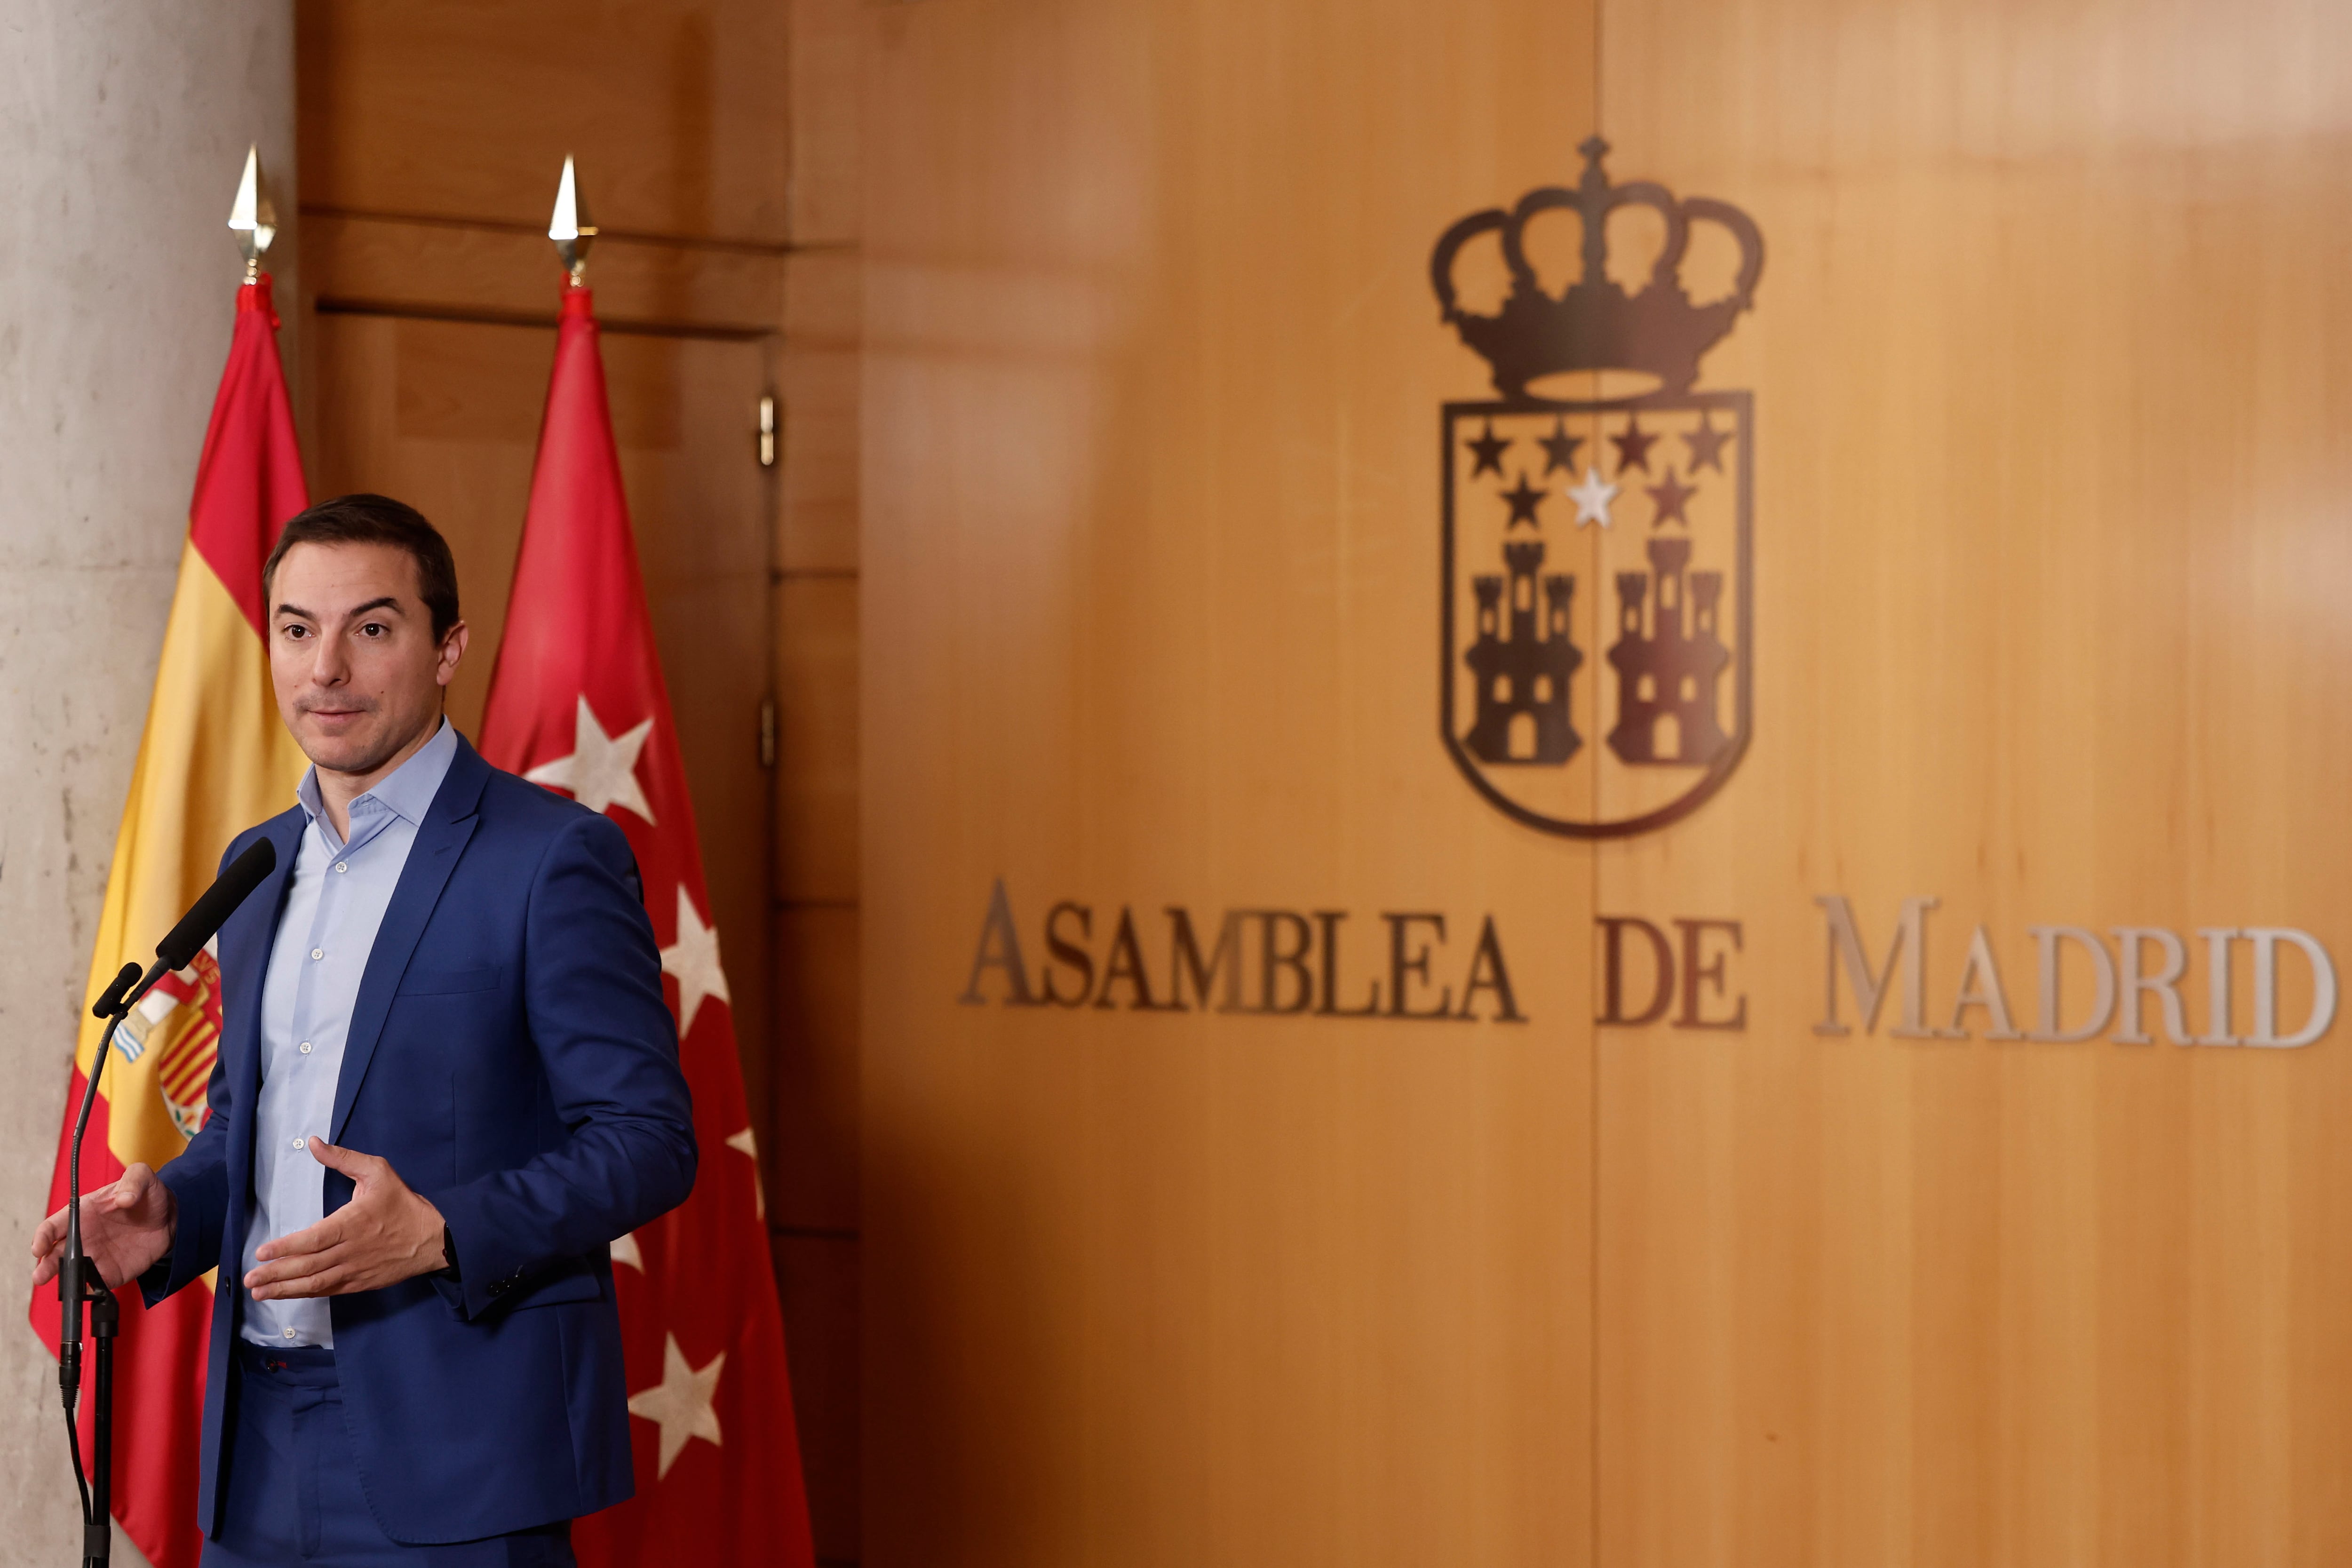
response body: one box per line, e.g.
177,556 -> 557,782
1939,925 -> 2021,1040
959,877 -> 1040,1005
1458,916 -> 1526,1022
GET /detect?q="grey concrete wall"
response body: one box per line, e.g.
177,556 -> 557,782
0,2 -> 294,1561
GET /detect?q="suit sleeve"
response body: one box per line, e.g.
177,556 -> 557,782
421,811 -> 697,1319
140,1053 -> 233,1304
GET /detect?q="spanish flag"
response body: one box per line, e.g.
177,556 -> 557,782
28,272 -> 309,1568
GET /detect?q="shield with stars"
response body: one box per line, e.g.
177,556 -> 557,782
1430,142 -> 1763,837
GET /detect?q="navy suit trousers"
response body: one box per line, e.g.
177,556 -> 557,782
199,1343 -> 575,1568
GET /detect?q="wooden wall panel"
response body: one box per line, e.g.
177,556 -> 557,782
780,249 -> 861,573
779,1 -> 869,1556
296,0 -> 790,243
1586,4 -> 2352,1567
859,2 -> 2352,1568
304,211 -> 784,334
776,1231 -> 863,1565
862,2 -> 1600,1565
787,0 -> 864,248
774,578 -> 859,904
774,906 -> 861,1233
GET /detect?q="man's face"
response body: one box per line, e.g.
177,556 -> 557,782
268,542 -> 467,779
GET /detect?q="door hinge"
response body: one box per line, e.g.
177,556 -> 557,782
758,695 -> 777,769
757,394 -> 777,468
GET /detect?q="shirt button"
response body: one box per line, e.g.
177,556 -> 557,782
291,1137 -> 306,1150
282,1328 -> 296,1340
299,1042 -> 313,1055
311,949 -> 324,961
334,862 -> 348,874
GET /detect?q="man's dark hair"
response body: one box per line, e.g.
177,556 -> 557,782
262,493 -> 461,639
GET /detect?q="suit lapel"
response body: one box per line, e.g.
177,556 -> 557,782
329,741 -> 491,1143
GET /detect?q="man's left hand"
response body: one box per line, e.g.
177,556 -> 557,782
246,1138 -> 447,1300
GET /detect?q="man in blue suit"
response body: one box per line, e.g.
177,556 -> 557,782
31,494 -> 697,1565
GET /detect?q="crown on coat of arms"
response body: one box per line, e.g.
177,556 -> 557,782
1430,138 -> 1764,398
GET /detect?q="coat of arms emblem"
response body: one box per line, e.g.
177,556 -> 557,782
1433,139 -> 1764,836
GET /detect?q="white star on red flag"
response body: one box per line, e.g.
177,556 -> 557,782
659,886 -> 730,1036
626,1333 -> 725,1479
524,694 -> 657,822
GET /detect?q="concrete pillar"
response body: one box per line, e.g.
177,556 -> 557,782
0,3 -> 293,1562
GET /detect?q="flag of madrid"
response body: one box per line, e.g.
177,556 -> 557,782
477,280 -> 817,1564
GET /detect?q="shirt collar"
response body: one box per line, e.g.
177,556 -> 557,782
295,717 -> 461,835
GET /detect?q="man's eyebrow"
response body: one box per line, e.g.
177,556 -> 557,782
275,596 -> 406,621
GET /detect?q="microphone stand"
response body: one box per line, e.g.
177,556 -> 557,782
59,958 -> 165,1568
50,834 -> 275,1567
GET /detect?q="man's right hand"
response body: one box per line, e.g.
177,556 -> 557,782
29,1164 -> 177,1292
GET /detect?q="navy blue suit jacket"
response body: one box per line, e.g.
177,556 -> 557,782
143,736 -> 697,1542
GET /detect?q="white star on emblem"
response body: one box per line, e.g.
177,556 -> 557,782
660,887 -> 731,1036
725,1127 -> 764,1220
626,1333 -> 724,1479
609,1231 -> 643,1272
524,695 -> 656,823
1567,465 -> 1620,528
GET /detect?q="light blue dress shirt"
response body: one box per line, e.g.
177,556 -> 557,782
240,718 -> 459,1348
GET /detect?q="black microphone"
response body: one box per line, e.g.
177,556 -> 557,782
89,963 -> 141,1021
87,838 -> 279,1025
155,837 -> 276,972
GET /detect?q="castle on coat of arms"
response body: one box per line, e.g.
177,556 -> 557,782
1463,540 -> 1580,764
1606,536 -> 1729,765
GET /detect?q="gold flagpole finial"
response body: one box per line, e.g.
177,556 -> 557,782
227,145 -> 277,282
549,156 -> 597,286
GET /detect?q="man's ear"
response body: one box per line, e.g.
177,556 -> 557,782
437,620 -> 470,689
